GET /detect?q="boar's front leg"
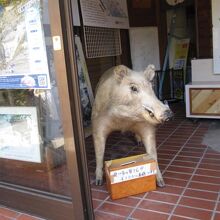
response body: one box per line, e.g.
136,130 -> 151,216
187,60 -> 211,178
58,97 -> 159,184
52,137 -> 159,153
139,125 -> 165,187
93,129 -> 107,186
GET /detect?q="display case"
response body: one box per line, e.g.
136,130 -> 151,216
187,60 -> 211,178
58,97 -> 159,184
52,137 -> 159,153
185,81 -> 220,119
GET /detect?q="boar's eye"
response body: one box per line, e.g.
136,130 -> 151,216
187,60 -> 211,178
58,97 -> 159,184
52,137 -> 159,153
130,84 -> 139,93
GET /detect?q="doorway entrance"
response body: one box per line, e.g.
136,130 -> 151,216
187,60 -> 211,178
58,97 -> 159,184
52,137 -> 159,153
0,0 -> 93,219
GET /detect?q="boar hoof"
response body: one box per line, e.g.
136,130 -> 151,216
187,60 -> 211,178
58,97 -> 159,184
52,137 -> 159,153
157,179 -> 165,188
96,179 -> 103,186
137,140 -> 142,147
135,134 -> 142,146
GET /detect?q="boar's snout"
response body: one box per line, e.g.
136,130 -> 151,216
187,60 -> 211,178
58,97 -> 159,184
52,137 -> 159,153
162,109 -> 173,122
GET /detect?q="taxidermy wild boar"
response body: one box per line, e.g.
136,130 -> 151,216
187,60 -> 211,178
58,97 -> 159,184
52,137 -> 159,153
92,65 -> 173,187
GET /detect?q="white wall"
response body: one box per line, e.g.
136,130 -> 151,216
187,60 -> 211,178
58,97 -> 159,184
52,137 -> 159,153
129,27 -> 160,71
191,59 -> 220,82
212,0 -> 220,74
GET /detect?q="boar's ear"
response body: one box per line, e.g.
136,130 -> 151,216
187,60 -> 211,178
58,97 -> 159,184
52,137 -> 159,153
144,64 -> 155,82
114,65 -> 128,82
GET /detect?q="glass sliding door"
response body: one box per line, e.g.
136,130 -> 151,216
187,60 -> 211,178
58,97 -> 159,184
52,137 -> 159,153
0,0 -> 92,219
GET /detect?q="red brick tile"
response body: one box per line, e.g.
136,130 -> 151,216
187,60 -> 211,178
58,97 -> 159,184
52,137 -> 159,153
171,161 -> 197,168
17,214 -> 42,220
187,140 -> 203,145
130,192 -> 146,198
156,185 -> 184,195
192,175 -> 220,184
158,149 -> 179,155
138,199 -> 174,213
204,154 -> 220,160
91,183 -> 108,191
170,216 -> 193,220
184,189 -> 218,201
178,151 -> 203,157
177,129 -> 195,133
217,203 -> 220,212
98,202 -> 133,217
173,206 -> 212,220
188,136 -> 203,141
214,213 -> 220,220
91,190 -> 109,200
107,197 -> 140,207
95,211 -> 125,220
164,171 -> 191,180
146,192 -> 179,204
171,133 -> 189,137
131,208 -> 169,220
201,158 -> 220,164
164,140 -> 186,145
206,149 -> 220,155
199,164 -> 220,171
174,130 -> 194,134
188,181 -> 220,192
175,156 -> 200,162
0,207 -> 20,218
159,146 -> 181,151
184,144 -> 206,149
181,147 -> 204,153
166,137 -> 187,142
163,177 -> 188,187
93,199 -> 102,209
158,154 -> 175,160
160,164 -> 167,171
196,169 -> 220,177
0,215 -> 13,220
179,197 -> 216,210
167,166 -> 194,174
158,159 -> 171,165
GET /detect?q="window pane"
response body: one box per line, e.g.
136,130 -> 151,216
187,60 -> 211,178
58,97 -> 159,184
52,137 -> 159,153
0,0 -> 71,197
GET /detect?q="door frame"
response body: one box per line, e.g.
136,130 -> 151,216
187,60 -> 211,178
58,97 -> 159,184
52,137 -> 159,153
0,0 -> 93,219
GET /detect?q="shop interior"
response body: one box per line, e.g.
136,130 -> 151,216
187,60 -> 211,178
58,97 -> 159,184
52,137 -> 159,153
79,1 -> 220,219
0,0 -> 220,219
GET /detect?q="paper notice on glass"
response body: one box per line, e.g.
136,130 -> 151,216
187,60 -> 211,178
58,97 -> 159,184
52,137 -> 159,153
0,107 -> 41,163
80,0 -> 129,29
0,0 -> 50,89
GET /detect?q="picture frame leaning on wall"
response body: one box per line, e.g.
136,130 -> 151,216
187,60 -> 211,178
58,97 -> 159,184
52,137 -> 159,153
0,106 -> 42,163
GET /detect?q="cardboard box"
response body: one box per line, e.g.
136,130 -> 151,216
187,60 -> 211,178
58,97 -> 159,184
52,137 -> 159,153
105,154 -> 157,200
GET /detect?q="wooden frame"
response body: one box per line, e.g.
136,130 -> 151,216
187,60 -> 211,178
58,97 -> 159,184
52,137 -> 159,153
185,82 -> 220,119
189,88 -> 220,116
0,0 -> 94,219
0,106 -> 41,163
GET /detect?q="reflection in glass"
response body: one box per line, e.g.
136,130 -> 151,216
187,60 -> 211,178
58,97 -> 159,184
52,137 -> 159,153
0,0 -> 71,197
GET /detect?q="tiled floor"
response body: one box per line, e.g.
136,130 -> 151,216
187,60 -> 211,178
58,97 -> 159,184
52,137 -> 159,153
0,206 -> 43,220
1,103 -> 220,220
87,103 -> 220,220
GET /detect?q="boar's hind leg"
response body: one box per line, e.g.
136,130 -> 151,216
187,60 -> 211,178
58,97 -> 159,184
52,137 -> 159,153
135,134 -> 142,146
93,133 -> 106,185
140,128 -> 165,187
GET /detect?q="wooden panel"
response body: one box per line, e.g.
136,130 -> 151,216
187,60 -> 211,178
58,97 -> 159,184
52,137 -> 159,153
190,88 -> 220,115
127,0 -> 157,27
156,0 -> 167,66
119,29 -> 132,68
195,0 -> 212,58
86,56 -> 115,93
